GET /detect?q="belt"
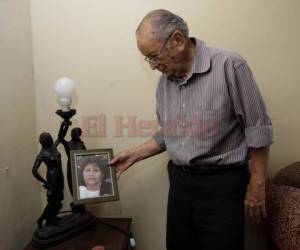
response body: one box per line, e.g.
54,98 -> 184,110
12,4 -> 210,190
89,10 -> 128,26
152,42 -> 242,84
170,160 -> 248,174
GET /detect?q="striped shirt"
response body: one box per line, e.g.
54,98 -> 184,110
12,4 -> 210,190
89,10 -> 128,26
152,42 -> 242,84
154,38 -> 273,166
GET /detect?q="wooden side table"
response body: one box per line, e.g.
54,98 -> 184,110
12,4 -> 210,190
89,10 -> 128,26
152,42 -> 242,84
25,218 -> 132,250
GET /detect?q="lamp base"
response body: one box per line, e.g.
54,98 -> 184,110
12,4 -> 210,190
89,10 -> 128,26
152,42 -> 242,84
32,212 -> 96,249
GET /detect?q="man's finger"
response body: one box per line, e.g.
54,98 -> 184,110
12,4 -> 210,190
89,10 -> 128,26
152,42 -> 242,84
109,156 -> 119,165
247,204 -> 255,221
244,200 -> 250,220
254,206 -> 261,223
116,170 -> 122,179
261,204 -> 267,219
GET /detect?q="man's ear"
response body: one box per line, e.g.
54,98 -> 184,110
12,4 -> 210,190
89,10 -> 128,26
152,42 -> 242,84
171,30 -> 185,52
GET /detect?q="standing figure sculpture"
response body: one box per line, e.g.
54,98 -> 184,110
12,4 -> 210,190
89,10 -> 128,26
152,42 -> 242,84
59,126 -> 86,195
32,120 -> 70,228
31,108 -> 97,248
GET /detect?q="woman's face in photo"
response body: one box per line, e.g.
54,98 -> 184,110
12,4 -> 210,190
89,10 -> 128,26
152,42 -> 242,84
82,163 -> 102,187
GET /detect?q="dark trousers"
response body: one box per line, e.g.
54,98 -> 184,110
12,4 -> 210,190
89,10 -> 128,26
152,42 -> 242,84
167,160 -> 250,250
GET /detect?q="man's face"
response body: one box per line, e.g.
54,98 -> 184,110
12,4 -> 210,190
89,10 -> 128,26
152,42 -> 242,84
136,29 -> 179,77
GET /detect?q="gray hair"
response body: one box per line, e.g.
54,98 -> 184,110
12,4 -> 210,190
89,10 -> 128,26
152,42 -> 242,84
137,9 -> 189,41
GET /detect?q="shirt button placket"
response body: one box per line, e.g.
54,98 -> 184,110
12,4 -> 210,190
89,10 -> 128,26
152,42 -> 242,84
180,84 -> 185,148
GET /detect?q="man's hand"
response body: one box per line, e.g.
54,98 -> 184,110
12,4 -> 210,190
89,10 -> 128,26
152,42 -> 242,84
109,139 -> 165,179
246,146 -> 270,223
109,150 -> 138,179
244,179 -> 266,223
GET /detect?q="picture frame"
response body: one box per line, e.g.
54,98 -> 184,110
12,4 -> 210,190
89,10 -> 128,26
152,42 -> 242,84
70,148 -> 119,205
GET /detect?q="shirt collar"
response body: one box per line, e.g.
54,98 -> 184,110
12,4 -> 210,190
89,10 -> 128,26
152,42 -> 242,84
192,38 -> 211,74
167,38 -> 211,84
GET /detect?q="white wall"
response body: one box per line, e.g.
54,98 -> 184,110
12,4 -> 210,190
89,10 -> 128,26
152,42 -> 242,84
0,0 -> 41,249
30,0 -> 300,250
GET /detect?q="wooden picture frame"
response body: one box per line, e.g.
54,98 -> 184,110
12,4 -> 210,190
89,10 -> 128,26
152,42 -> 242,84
70,148 -> 119,205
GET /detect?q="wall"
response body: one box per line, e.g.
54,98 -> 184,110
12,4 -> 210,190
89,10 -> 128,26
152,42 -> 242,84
0,0 -> 41,249
30,0 -> 300,250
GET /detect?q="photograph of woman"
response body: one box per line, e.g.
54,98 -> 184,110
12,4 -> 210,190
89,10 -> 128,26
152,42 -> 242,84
77,155 -> 113,199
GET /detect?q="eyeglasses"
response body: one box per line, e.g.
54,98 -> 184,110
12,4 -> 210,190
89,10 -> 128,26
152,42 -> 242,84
144,32 -> 174,64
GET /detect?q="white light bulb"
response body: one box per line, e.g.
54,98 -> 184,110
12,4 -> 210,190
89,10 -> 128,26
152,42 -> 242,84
54,77 -> 75,111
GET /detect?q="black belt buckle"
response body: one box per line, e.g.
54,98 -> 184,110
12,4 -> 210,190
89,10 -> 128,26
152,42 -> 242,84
181,165 -> 196,174
182,165 -> 189,172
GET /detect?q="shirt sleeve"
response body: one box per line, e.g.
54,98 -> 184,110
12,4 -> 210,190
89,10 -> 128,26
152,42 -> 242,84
227,61 -> 274,148
153,79 -> 166,150
153,111 -> 166,150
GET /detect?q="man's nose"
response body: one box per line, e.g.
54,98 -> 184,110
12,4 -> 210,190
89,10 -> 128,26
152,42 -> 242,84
149,61 -> 158,70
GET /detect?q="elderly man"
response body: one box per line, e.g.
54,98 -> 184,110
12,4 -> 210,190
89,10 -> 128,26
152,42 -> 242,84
109,9 -> 273,250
